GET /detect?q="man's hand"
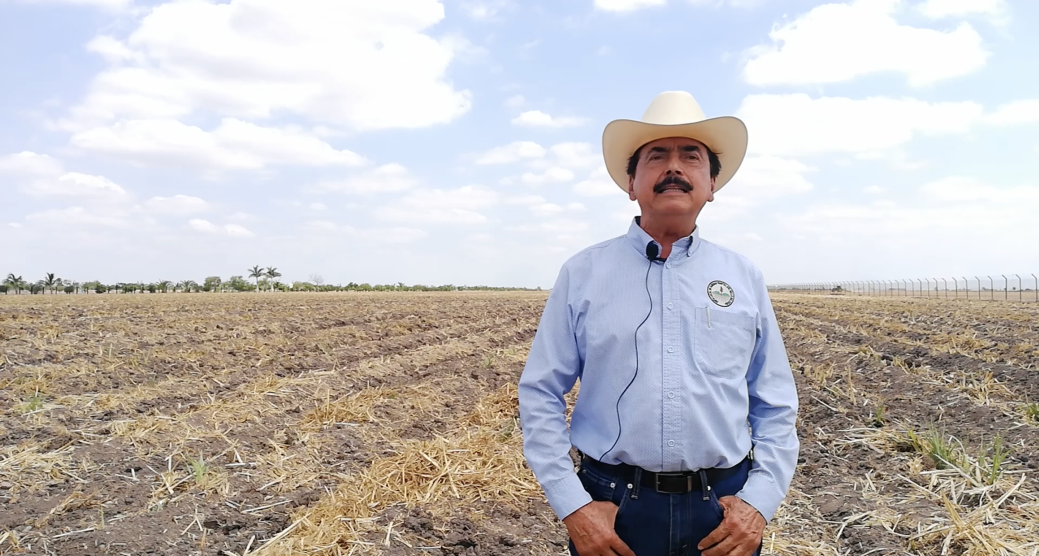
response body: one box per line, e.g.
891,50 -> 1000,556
698,496 -> 766,556
563,501 -> 636,556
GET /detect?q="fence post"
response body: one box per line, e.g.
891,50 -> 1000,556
1034,274 -> 1038,302
975,276 -> 980,300
917,279 -> 923,298
989,276 -> 994,301
942,278 -> 947,298
1016,274 -> 1021,302
1002,274 -> 1008,301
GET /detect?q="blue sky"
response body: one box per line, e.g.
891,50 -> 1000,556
1,0 -> 1038,289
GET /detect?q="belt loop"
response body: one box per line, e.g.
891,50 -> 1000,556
631,467 -> 641,499
699,469 -> 710,501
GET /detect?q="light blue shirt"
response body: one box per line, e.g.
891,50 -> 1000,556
518,217 -> 799,523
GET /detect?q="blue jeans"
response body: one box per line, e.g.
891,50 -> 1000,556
568,457 -> 762,556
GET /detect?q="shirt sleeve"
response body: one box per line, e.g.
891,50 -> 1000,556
734,270 -> 800,523
517,264 -> 592,521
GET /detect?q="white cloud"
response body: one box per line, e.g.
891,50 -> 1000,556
511,110 -> 587,128
1,151 -> 128,200
594,0 -> 666,12
188,218 -> 253,237
303,221 -> 427,243
530,202 -> 586,217
917,0 -> 1008,21
723,156 -> 815,200
225,224 -> 255,238
141,195 -> 210,215
538,142 -> 601,170
864,185 -> 887,194
460,0 -> 511,20
26,172 -> 128,199
474,141 -> 546,165
70,118 -> 366,170
25,206 -> 139,229
512,167 -> 575,186
0,151 -> 64,176
573,167 -> 620,197
736,93 -> 984,157
983,99 -> 1039,126
373,184 -> 499,224
188,219 -> 220,233
505,220 -> 590,234
505,194 -> 546,205
62,0 -> 471,133
742,0 -> 990,87
14,0 -> 131,10
310,163 -> 419,195
85,35 -> 140,64
310,202 -> 328,211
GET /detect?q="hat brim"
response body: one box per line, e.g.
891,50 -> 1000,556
602,116 -> 748,194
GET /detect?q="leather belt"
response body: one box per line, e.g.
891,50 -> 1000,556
580,453 -> 748,494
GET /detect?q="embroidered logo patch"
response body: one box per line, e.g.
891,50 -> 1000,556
707,280 -> 735,307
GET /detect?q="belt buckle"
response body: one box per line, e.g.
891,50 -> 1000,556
654,472 -> 694,494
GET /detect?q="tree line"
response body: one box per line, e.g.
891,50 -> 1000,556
2,268 -> 539,295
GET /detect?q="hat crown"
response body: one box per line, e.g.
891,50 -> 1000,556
641,91 -> 707,125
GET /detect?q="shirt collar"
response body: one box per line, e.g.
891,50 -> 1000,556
626,216 -> 701,260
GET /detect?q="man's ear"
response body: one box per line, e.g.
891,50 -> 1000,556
628,176 -> 637,201
708,177 -> 716,202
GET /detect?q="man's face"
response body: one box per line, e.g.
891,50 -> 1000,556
628,136 -> 715,219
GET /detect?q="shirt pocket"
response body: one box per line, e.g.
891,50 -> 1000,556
693,307 -> 756,379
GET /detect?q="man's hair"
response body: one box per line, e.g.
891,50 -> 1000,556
627,142 -> 721,180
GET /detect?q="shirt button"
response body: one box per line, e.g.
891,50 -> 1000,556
665,263 -> 672,269
668,440 -> 675,447
668,391 -> 675,399
667,303 -> 674,310
667,346 -> 674,353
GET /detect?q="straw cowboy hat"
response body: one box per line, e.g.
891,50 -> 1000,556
602,91 -> 748,194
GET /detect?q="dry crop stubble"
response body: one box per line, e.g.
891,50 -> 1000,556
770,293 -> 1039,555
3,291 -> 1039,555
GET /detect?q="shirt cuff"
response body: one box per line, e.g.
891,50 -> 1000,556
735,474 -> 783,523
542,471 -> 594,521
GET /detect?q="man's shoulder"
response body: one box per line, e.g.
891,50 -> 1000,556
698,236 -> 765,280
559,235 -> 626,270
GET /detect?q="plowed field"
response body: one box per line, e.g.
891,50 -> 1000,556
1,292 -> 1037,555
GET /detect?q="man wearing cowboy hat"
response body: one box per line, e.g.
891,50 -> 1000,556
518,91 -> 799,556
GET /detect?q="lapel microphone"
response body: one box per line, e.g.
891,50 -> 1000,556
645,242 -> 661,261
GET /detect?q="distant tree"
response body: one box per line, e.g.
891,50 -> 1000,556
0,285 -> 7,294
4,274 -> 23,294
265,267 -> 281,291
43,273 -> 58,294
248,265 -> 264,292
309,274 -> 324,286
157,280 -> 172,293
64,286 -> 74,294
228,275 -> 251,292
203,276 -> 222,292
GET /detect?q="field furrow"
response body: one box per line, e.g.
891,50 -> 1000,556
3,291 -> 1037,556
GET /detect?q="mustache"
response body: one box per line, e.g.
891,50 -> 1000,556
653,175 -> 692,193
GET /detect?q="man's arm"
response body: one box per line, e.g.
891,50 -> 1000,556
734,270 -> 800,523
517,265 -> 591,521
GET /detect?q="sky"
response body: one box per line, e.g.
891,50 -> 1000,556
1,0 -> 1038,289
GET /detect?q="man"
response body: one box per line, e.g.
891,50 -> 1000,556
517,91 -> 800,556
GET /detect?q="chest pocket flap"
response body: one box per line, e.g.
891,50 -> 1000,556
693,307 -> 757,379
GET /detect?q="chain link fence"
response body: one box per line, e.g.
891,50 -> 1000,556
769,274 -> 1039,302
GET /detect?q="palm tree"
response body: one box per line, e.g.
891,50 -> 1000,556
248,265 -> 264,292
157,280 -> 172,293
44,272 -> 58,294
265,267 -> 281,292
4,274 -> 22,295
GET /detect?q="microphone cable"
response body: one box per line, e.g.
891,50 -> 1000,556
599,249 -> 656,461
